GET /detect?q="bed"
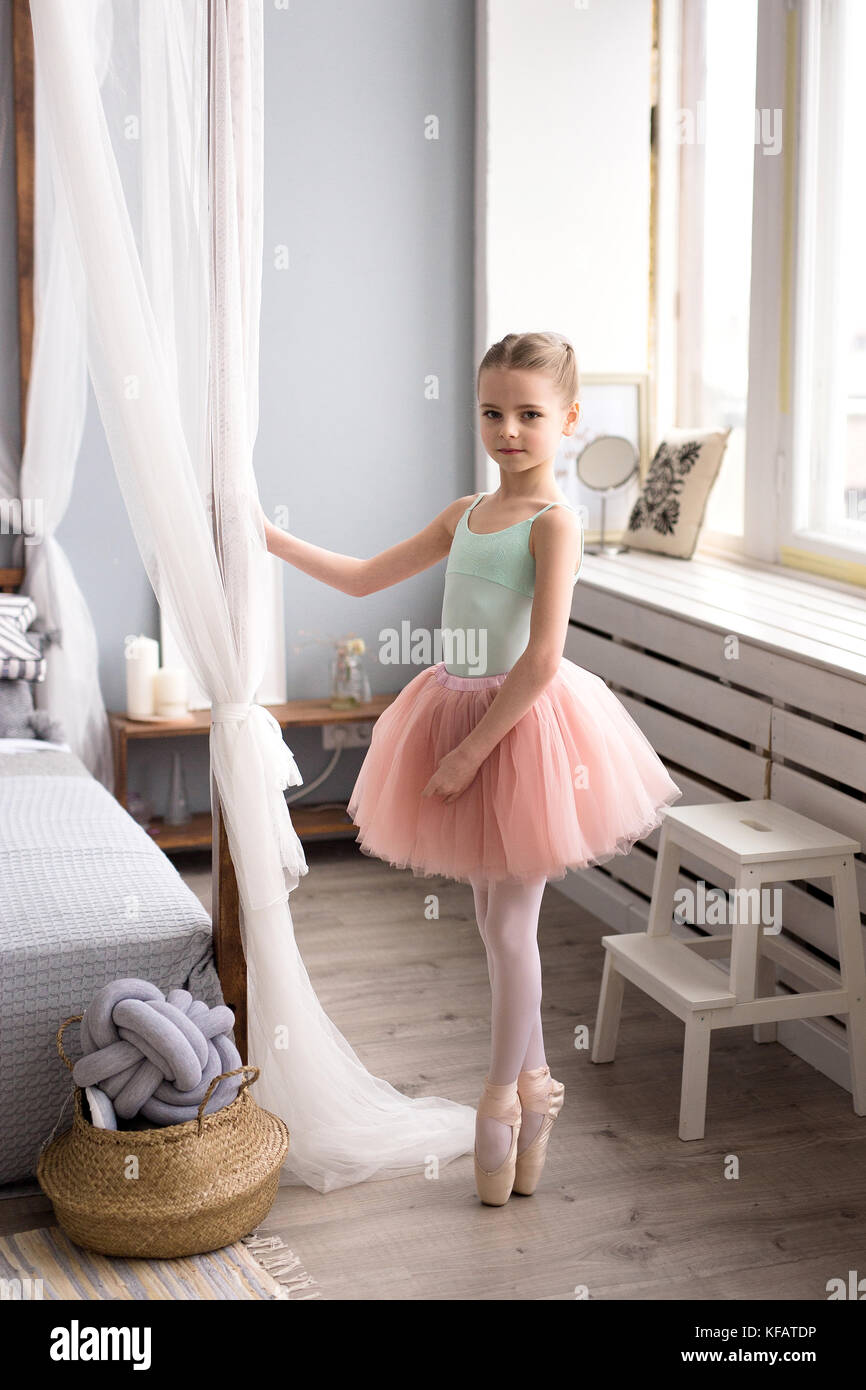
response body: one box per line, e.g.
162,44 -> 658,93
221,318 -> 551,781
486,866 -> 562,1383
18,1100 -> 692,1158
0,736 -> 224,1186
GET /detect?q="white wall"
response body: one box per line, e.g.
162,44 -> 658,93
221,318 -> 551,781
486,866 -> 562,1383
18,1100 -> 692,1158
478,0 -> 652,485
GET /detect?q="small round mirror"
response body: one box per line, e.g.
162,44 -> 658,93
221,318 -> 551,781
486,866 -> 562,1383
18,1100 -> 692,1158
576,435 -> 639,555
577,435 -> 638,491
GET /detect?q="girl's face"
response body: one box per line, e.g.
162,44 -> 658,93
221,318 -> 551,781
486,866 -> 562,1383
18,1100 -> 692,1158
478,367 -> 580,474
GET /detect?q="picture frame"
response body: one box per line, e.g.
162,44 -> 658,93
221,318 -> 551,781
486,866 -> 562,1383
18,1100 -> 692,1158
554,372 -> 651,520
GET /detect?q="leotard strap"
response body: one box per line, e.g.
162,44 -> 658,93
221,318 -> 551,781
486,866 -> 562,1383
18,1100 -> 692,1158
529,500 -> 559,521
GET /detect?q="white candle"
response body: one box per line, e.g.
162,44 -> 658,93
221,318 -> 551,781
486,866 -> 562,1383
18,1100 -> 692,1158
124,635 -> 160,718
153,667 -> 188,718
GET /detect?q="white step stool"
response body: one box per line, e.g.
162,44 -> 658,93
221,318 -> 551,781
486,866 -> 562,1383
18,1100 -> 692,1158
591,799 -> 866,1139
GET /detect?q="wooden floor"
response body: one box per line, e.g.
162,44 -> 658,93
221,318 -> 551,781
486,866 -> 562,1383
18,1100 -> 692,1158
4,839 -> 866,1300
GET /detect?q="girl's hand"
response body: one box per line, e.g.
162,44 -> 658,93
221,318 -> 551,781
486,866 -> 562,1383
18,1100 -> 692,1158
421,745 -> 482,804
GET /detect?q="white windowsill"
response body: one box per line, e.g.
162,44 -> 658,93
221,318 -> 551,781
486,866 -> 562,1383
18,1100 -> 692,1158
694,533 -> 866,603
572,540 -> 866,686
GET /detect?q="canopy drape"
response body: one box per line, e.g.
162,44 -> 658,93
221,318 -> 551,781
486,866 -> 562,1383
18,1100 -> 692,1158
0,27 -> 18,504
0,23 -> 20,522
27,0 -> 475,1191
1,10 -> 112,785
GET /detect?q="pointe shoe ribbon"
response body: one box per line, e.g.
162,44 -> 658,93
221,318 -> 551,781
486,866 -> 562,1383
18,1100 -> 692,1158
474,1077 -> 522,1207
513,1065 -> 565,1196
517,1064 -> 565,1118
476,1078 -> 522,1126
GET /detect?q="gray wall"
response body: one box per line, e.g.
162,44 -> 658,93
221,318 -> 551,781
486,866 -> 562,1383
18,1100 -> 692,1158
2,0 -> 476,817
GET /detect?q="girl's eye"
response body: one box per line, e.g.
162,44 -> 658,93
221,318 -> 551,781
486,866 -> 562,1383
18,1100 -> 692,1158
482,410 -> 542,420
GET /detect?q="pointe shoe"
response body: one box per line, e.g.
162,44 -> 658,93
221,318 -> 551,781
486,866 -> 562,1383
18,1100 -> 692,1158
513,1065 -> 565,1196
474,1077 -> 522,1207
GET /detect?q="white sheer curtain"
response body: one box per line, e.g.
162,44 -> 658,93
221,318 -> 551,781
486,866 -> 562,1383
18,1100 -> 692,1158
0,25 -> 19,511
29,0 -> 475,1192
0,15 -> 112,785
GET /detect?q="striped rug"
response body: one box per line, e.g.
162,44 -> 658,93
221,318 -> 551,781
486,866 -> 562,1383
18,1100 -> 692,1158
0,1226 -> 321,1300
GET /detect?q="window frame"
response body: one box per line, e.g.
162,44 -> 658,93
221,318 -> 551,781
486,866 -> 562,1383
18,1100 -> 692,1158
658,0 -> 866,582
784,0 -> 866,566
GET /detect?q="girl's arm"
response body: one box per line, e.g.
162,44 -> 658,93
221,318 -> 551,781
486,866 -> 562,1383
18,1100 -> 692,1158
424,506 -> 582,801
264,494 -> 480,597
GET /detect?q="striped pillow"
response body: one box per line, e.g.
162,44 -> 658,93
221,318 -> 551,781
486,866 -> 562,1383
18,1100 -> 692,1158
0,618 -> 46,681
0,594 -> 37,632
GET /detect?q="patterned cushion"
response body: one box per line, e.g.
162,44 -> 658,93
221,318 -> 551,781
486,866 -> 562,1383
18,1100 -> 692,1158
0,618 -> 46,681
623,426 -> 732,558
0,594 -> 37,631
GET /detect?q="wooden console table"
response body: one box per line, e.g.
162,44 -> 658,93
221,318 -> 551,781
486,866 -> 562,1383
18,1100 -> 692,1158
109,694 -> 399,1062
107,694 -> 398,853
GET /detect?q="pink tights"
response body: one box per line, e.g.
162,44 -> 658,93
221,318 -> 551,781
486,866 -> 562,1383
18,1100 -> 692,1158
470,873 -> 548,1171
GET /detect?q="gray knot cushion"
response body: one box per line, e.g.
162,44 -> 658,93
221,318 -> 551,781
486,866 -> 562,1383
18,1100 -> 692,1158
71,977 -> 243,1128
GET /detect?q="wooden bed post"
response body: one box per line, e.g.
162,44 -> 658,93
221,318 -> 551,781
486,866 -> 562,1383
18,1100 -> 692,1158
206,1 -> 248,1062
211,773 -> 248,1062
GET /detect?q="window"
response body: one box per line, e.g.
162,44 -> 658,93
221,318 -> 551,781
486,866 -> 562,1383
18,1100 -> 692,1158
676,0 -> 758,540
657,0 -> 866,578
794,0 -> 866,548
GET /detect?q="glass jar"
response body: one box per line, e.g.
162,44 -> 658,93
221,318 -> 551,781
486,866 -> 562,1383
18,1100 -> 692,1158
330,637 -> 371,710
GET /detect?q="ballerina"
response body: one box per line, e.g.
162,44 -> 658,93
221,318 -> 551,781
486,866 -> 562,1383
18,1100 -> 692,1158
265,330 -> 682,1204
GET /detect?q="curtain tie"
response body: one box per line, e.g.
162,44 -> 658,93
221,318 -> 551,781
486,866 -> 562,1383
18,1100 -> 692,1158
208,701 -> 307,903
210,701 -> 303,795
211,702 -> 252,724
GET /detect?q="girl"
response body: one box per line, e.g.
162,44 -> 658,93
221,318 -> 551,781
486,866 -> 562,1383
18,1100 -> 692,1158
264,331 -> 682,1206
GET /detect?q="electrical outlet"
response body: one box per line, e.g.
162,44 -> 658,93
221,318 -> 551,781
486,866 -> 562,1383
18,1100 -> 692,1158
322,721 -> 373,750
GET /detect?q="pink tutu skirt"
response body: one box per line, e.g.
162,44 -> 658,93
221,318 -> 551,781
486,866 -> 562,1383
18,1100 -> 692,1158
347,657 -> 683,886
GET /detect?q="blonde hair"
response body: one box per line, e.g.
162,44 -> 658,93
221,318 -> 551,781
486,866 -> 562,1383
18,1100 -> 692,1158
477,331 -> 579,409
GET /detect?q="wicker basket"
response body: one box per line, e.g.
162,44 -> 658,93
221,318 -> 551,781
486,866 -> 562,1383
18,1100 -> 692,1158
37,1016 -> 290,1259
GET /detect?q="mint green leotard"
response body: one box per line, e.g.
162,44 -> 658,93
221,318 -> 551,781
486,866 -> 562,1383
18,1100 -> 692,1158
439,492 -> 583,678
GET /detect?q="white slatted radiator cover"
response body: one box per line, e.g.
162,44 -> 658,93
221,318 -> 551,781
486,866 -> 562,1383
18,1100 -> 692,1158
560,547 -> 866,1095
